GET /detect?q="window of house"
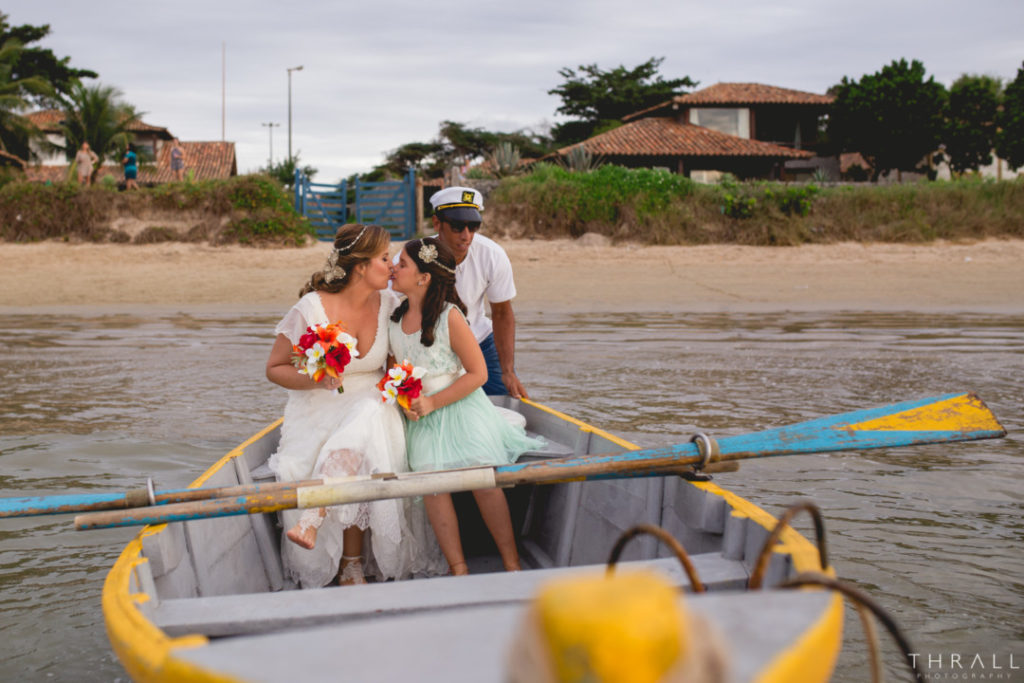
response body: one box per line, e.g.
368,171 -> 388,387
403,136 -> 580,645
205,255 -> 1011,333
689,108 -> 750,139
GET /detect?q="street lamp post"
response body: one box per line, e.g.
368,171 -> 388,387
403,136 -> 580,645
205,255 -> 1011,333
261,122 -> 280,170
287,65 -> 303,163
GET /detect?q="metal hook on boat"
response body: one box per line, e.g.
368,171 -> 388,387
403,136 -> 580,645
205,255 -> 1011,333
606,523 -> 706,593
146,477 -> 156,507
748,501 -> 829,590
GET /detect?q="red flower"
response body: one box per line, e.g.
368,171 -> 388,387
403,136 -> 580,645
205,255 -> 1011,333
298,327 -> 319,349
324,344 -> 351,372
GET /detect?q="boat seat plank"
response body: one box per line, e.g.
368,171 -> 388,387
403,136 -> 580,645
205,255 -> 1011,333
172,589 -> 833,683
153,555 -> 748,638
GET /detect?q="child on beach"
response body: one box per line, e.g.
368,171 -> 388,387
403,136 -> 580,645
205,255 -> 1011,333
388,237 -> 543,575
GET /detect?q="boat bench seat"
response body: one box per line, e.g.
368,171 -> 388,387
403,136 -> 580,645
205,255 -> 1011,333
153,555 -> 748,638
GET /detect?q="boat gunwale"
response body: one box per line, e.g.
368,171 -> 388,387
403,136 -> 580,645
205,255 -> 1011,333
103,403 -> 841,682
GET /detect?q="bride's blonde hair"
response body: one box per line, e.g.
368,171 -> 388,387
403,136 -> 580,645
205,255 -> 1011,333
299,224 -> 389,297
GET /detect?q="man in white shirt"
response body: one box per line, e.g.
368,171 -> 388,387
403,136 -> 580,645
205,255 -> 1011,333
428,186 -> 528,398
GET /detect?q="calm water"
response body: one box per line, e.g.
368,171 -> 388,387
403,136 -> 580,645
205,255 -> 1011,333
1,309 -> 1021,681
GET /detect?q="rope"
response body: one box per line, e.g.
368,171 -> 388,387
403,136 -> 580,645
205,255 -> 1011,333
780,572 -> 924,682
748,501 -> 829,589
606,523 -> 705,593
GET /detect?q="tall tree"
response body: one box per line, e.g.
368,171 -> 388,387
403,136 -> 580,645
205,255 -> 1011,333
827,58 -> 948,181
0,37 -> 52,166
548,57 -> 697,145
995,62 -> 1024,171
55,82 -> 141,181
945,74 -> 1002,176
0,13 -> 96,105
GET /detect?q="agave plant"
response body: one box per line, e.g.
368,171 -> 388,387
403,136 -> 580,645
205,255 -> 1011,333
487,141 -> 522,178
560,144 -> 603,172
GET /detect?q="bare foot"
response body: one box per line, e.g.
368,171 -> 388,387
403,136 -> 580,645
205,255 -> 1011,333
503,561 -> 522,572
286,509 -> 324,549
286,523 -> 317,549
449,561 -> 469,576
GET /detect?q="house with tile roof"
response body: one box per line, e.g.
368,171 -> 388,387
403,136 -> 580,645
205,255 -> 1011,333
22,110 -> 237,184
561,82 -> 834,181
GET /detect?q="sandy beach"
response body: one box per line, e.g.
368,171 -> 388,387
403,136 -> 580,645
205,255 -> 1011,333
1,237 -> 1022,314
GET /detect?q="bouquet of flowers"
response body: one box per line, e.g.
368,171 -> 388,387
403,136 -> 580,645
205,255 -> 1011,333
377,360 -> 426,409
290,322 -> 359,393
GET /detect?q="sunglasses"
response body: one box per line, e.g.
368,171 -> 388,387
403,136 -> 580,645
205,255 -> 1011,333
446,221 -> 481,233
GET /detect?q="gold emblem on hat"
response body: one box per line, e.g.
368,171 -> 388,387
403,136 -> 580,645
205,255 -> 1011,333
461,190 -> 475,204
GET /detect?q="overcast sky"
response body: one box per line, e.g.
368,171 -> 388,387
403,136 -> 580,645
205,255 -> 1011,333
7,1 -> 1023,182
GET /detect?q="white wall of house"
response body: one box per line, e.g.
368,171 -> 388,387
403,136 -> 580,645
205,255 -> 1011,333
30,134 -> 69,165
934,153 -> 1021,180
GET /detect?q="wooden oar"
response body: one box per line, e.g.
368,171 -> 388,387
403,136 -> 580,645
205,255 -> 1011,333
0,478 -> 331,519
73,391 -> 1005,531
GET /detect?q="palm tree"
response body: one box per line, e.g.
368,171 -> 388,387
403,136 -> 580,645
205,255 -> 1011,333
55,82 -> 141,182
0,37 -> 53,168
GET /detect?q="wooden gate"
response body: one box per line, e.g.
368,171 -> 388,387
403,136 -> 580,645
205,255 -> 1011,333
294,168 -> 417,241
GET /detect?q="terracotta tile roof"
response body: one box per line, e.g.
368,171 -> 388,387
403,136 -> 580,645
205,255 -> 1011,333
624,82 -> 834,121
152,141 -> 237,181
677,83 -> 834,106
23,142 -> 237,184
25,110 -> 64,128
25,109 -> 172,137
559,118 -> 813,159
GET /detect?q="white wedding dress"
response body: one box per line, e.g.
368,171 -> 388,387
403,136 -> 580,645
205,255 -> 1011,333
268,289 -> 443,588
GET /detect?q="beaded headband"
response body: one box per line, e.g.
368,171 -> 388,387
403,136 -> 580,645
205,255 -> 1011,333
417,242 -> 455,274
336,224 -> 368,252
322,225 -> 372,283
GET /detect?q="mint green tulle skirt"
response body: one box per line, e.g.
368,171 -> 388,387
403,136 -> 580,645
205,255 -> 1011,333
405,388 -> 544,472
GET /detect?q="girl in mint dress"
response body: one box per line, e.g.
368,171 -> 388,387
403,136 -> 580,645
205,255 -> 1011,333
388,237 -> 542,575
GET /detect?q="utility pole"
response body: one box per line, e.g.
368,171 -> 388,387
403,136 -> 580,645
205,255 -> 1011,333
287,65 -> 303,163
221,42 -> 226,141
261,122 -> 280,170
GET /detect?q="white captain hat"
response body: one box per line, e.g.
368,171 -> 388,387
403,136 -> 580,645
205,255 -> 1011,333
430,186 -> 484,223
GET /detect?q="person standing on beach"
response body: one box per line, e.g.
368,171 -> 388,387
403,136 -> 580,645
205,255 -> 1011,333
169,138 -> 185,181
122,143 -> 139,190
428,186 -> 528,399
74,142 -> 98,186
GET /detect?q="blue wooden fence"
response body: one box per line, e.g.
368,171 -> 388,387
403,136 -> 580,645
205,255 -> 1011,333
294,168 -> 417,241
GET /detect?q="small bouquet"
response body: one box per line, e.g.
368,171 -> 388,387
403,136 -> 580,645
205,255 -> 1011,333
377,360 -> 426,409
290,322 -> 359,393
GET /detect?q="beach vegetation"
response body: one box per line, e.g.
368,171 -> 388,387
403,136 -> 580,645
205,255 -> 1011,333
0,174 -> 314,245
486,141 -> 523,178
489,163 -> 1024,245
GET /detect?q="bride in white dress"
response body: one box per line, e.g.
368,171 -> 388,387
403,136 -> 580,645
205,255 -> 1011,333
266,223 -> 441,588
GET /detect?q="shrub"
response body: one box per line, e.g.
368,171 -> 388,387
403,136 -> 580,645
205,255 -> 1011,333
0,175 -> 314,246
487,164 -> 1024,245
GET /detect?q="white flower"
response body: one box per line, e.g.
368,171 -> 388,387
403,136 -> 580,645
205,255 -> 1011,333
381,382 -> 399,405
336,333 -> 359,357
305,345 -> 325,362
411,365 -> 426,380
388,366 -> 408,382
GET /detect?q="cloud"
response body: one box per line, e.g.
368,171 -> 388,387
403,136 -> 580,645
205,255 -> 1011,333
7,0 -> 1024,182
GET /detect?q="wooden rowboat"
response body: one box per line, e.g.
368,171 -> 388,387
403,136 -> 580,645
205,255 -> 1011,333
101,397 -> 847,682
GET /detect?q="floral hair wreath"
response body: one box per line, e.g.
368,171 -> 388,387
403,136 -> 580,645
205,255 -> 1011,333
322,225 -> 371,283
418,242 -> 455,274
322,249 -> 346,283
